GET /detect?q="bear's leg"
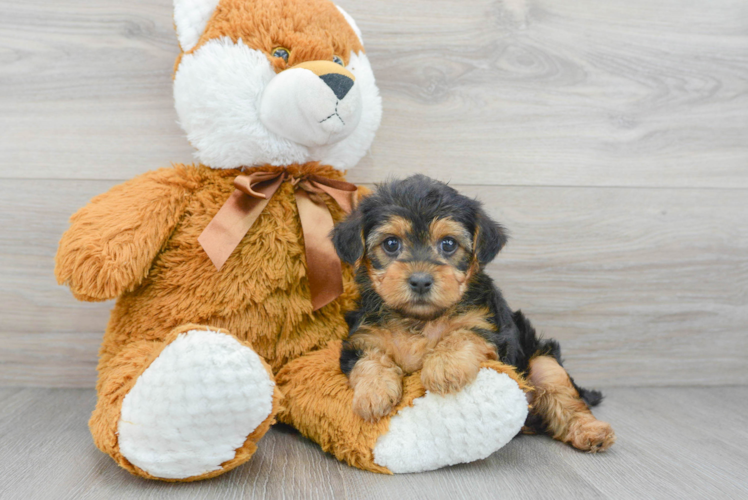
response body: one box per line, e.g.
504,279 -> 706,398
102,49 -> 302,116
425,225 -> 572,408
90,324 -> 281,481
276,341 -> 531,474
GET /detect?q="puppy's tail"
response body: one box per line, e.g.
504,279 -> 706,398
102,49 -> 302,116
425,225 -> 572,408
512,310 -> 604,408
575,384 -> 604,407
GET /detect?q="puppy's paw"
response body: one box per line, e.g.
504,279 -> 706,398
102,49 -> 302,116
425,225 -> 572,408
352,380 -> 402,422
567,417 -> 616,453
421,355 -> 480,396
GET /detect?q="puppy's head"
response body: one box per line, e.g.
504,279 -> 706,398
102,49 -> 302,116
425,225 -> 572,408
333,175 -> 507,320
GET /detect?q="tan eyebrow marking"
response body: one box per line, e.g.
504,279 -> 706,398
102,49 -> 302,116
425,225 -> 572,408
429,218 -> 472,251
367,216 -> 412,250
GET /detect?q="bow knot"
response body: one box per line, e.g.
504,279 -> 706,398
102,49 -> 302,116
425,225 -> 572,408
198,168 -> 358,311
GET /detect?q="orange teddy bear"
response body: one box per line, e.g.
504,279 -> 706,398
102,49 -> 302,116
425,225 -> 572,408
55,0 -> 530,481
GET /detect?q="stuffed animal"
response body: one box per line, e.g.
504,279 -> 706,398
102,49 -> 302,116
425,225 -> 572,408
55,0 -> 530,481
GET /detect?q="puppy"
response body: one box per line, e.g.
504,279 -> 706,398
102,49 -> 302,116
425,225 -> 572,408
332,175 -> 616,453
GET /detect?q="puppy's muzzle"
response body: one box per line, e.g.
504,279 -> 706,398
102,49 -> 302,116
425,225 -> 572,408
408,272 -> 434,296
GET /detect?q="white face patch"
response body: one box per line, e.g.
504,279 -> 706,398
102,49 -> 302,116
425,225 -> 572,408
314,51 -> 382,168
174,37 -> 381,170
174,38 -> 309,169
259,66 -> 363,147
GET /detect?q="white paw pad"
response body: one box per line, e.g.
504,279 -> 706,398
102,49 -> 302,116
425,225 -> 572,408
118,330 -> 275,479
373,369 -> 528,473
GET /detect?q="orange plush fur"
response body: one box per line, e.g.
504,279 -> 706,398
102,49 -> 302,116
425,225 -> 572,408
56,164 -> 363,477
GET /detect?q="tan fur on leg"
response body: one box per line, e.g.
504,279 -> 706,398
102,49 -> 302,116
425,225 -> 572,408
528,356 -> 616,452
349,351 -> 404,421
421,330 -> 498,395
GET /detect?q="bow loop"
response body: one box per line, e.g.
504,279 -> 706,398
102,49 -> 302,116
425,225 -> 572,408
198,168 -> 357,311
233,170 -> 286,198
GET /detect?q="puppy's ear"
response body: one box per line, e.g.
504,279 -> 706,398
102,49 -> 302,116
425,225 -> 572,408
332,209 -> 365,265
474,208 -> 508,265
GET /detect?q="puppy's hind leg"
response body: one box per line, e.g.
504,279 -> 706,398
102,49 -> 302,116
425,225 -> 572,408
528,355 -> 616,452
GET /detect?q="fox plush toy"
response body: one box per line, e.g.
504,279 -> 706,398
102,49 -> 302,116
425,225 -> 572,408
55,0 -> 530,481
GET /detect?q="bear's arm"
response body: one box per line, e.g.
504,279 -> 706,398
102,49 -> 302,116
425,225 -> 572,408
55,167 -> 199,302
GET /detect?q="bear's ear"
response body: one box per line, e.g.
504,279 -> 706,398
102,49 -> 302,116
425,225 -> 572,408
332,209 -> 365,266
474,207 -> 508,266
174,0 -> 221,52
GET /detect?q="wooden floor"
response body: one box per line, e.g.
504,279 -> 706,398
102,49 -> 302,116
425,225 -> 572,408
1,387 -> 746,499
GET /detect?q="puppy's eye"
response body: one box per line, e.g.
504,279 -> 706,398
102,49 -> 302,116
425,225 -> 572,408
440,237 -> 458,255
332,55 -> 344,66
272,47 -> 290,63
382,237 -> 401,256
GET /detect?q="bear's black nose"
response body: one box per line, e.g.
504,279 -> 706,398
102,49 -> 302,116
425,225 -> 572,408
408,273 -> 433,295
319,73 -> 354,100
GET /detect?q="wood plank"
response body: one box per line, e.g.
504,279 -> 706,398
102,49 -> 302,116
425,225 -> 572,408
1,179 -> 745,387
470,183 -> 748,387
0,387 -> 746,499
0,179 -> 113,387
1,0 -> 746,187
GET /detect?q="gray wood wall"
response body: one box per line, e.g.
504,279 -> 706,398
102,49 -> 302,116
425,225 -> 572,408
1,0 -> 746,388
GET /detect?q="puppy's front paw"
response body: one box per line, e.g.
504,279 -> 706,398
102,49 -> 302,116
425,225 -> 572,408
352,380 -> 402,422
421,355 -> 481,396
567,417 -> 616,453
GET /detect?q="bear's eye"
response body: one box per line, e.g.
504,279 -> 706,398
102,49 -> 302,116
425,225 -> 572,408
272,47 -> 290,63
382,237 -> 401,256
332,55 -> 344,66
440,237 -> 458,255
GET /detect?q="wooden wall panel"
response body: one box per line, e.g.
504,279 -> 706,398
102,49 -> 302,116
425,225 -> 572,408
1,0 -> 746,387
1,180 -> 745,387
0,0 -> 746,187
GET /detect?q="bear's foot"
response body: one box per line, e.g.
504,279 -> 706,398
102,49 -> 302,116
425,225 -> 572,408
110,327 -> 278,480
372,368 -> 528,473
277,341 -> 530,474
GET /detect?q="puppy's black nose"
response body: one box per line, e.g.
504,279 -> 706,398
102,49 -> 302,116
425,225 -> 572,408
408,273 -> 433,295
319,73 -> 354,100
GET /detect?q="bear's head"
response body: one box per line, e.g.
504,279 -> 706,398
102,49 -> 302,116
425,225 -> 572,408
173,0 -> 382,170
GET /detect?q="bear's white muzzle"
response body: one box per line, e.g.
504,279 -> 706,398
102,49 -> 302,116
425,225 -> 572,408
259,61 -> 362,148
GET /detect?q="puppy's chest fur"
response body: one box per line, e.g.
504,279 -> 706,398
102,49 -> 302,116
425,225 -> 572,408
352,308 -> 495,373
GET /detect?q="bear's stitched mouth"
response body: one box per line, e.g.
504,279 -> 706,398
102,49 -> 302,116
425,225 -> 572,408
319,102 -> 345,126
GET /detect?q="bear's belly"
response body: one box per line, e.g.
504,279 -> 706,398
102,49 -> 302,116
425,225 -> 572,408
102,165 -> 357,372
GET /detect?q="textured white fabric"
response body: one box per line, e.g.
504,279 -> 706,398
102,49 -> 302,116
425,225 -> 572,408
174,0 -> 220,52
118,330 -> 275,479
173,38 -> 381,170
373,369 -> 529,474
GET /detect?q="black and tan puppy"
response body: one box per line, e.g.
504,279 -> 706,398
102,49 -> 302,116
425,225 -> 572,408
332,175 -> 615,453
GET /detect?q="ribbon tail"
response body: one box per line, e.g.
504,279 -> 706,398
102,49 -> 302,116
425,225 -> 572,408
198,175 -> 284,270
295,189 -> 344,311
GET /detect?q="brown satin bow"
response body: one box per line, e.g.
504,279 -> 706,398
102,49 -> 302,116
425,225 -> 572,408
198,169 -> 358,311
